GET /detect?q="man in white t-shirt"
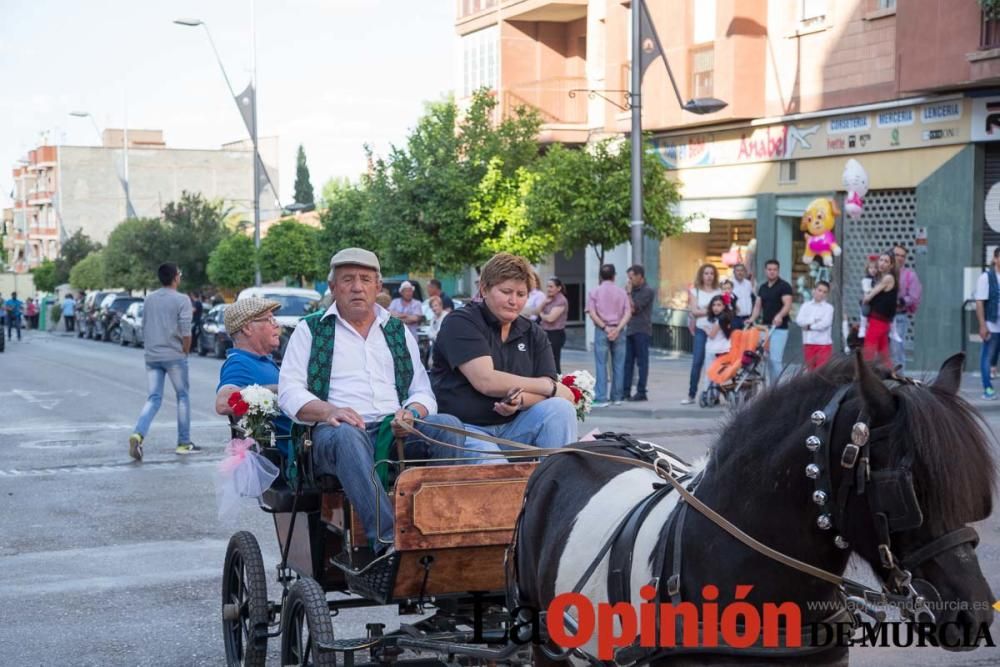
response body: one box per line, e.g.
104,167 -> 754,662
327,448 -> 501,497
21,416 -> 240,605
730,263 -> 754,329
795,281 -> 835,370
975,247 -> 1000,400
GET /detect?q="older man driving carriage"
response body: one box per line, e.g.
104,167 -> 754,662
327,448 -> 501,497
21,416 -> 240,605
278,248 -> 492,556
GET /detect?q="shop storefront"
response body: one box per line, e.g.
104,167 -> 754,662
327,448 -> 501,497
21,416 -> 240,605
651,96 -> 975,369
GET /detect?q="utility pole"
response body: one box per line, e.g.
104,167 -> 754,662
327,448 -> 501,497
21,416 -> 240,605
630,0 -> 643,268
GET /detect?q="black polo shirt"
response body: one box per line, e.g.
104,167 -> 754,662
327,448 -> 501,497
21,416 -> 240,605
431,301 -> 557,426
757,278 -> 793,329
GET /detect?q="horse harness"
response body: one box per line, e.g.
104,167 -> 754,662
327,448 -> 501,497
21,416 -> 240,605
804,381 -> 980,625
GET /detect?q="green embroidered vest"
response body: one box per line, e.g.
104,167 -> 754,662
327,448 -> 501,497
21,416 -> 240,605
303,311 -> 413,406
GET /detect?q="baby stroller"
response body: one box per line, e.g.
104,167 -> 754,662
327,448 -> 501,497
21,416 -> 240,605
703,326 -> 773,408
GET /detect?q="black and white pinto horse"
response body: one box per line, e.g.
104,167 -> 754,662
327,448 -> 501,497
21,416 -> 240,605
514,353 -> 996,665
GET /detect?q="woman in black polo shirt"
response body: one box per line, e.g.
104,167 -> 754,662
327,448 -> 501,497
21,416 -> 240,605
431,253 -> 578,451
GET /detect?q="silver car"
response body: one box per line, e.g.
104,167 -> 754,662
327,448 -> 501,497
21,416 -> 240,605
120,301 -> 144,347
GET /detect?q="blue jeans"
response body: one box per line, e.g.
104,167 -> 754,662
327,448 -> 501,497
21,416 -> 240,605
311,414 -> 481,545
463,398 -> 578,453
624,332 -> 651,397
594,327 -> 627,402
688,328 -> 707,399
767,328 -> 789,385
134,358 -> 190,443
7,315 -> 21,341
891,314 -> 909,371
981,333 -> 1000,391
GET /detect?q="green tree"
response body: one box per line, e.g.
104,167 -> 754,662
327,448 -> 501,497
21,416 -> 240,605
319,176 -> 351,208
365,90 -> 542,272
317,181 -> 382,269
526,138 -> 686,265
294,144 -> 315,206
69,251 -> 106,290
469,157 -> 556,262
161,192 -> 232,290
104,218 -> 170,290
259,219 -> 322,285
31,259 -> 59,293
54,229 -> 101,285
207,234 -> 257,290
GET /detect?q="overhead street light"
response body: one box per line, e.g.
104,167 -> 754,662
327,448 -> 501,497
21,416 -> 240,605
174,13 -> 266,287
69,110 -> 136,219
629,0 -> 727,267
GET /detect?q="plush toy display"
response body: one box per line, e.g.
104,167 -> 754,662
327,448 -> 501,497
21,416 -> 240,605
801,197 -> 842,266
842,158 -> 869,220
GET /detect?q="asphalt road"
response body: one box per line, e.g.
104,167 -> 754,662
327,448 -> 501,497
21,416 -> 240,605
1,329 -> 998,666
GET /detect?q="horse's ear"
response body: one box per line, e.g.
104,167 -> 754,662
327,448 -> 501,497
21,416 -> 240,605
931,353 -> 965,395
854,349 -> 894,422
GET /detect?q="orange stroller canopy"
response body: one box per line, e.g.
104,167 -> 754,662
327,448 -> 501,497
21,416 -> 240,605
707,328 -> 761,386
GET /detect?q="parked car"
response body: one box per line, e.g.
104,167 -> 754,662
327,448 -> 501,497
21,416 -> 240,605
120,301 -> 144,347
197,304 -> 231,359
237,286 -> 322,362
79,291 -> 126,339
97,295 -> 142,343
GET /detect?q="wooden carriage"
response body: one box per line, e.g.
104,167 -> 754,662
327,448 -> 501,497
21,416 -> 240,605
221,424 -> 536,666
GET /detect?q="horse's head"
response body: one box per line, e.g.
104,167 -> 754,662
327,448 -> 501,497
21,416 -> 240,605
820,352 -> 996,648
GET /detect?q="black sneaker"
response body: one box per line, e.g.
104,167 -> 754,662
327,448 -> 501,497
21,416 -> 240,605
626,394 -> 648,402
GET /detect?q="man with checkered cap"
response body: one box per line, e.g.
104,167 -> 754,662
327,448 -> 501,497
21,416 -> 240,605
278,248 -> 494,559
215,297 -> 293,445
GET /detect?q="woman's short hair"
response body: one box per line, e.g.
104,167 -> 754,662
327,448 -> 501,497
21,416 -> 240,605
428,295 -> 443,308
479,252 -> 532,292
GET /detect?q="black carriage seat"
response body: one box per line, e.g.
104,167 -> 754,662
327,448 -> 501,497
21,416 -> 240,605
227,417 -> 342,514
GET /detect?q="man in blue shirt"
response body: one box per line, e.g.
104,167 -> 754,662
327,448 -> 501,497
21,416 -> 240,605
5,291 -> 24,342
214,297 -> 292,447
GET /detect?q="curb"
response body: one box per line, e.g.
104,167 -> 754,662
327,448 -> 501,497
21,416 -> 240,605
590,400 -> 1000,420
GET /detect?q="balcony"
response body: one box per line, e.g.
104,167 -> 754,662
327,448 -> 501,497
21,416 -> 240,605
502,76 -> 588,125
502,0 -> 586,22
983,12 -> 1000,49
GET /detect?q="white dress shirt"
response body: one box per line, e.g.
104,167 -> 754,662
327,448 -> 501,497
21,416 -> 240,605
731,278 -> 754,317
278,303 -> 437,423
795,300 -> 835,346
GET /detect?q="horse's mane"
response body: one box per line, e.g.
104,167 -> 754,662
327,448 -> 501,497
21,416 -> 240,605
715,355 -> 996,530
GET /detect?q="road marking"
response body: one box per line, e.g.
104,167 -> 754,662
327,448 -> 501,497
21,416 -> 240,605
0,457 -> 223,477
0,421 -> 228,435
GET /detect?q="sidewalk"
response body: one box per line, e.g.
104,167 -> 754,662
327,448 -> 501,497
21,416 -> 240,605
558,348 -> 1000,420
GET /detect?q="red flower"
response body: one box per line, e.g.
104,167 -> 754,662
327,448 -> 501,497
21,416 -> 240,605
233,400 -> 250,417
227,391 -> 243,409
570,387 -> 583,403
561,375 -> 576,387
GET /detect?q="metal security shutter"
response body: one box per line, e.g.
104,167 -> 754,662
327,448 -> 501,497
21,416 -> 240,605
984,145 -> 1000,264
841,189 -> 918,354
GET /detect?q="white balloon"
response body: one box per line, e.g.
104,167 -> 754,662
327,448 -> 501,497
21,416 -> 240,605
842,159 -> 869,198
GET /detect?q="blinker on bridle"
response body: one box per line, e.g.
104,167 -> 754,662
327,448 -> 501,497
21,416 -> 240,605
804,380 -> 979,623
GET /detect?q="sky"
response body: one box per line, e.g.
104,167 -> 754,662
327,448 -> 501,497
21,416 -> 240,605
0,0 -> 457,208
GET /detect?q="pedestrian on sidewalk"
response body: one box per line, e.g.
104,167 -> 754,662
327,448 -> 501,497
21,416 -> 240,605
729,263 -> 755,329
4,292 -> 24,341
624,264 -> 655,402
683,264 -> 720,404
539,277 -> 569,373
700,295 -> 734,406
795,280 -> 835,370
975,247 -> 1000,400
748,260 -> 793,385
587,264 -> 631,407
128,262 -> 197,461
861,251 -> 898,368
62,293 -> 76,332
891,244 -> 921,371
25,298 -> 38,329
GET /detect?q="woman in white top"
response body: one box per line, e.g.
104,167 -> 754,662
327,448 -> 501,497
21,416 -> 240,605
701,295 -> 733,357
520,270 -> 546,321
684,264 -> 721,404
426,295 -> 448,369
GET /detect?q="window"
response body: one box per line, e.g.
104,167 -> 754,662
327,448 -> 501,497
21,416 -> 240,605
801,0 -> 826,21
693,0 -> 716,44
462,25 -> 498,96
780,161 -> 798,184
877,0 -> 896,9
690,46 -> 714,99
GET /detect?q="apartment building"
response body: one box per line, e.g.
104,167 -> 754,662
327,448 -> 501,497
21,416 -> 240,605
5,130 -> 280,274
456,0 -> 1000,369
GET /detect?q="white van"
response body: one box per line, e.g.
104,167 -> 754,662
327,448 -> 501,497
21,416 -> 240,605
236,286 -> 322,330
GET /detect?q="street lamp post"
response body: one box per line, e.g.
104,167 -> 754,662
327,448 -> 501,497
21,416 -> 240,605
174,15 -> 263,287
629,0 -> 728,268
70,110 -> 136,219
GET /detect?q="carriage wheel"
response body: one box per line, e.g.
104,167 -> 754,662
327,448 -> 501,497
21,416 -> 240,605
281,577 -> 337,666
222,531 -> 269,667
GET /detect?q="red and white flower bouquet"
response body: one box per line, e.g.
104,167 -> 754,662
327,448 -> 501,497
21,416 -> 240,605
216,385 -> 281,522
559,370 -> 596,421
